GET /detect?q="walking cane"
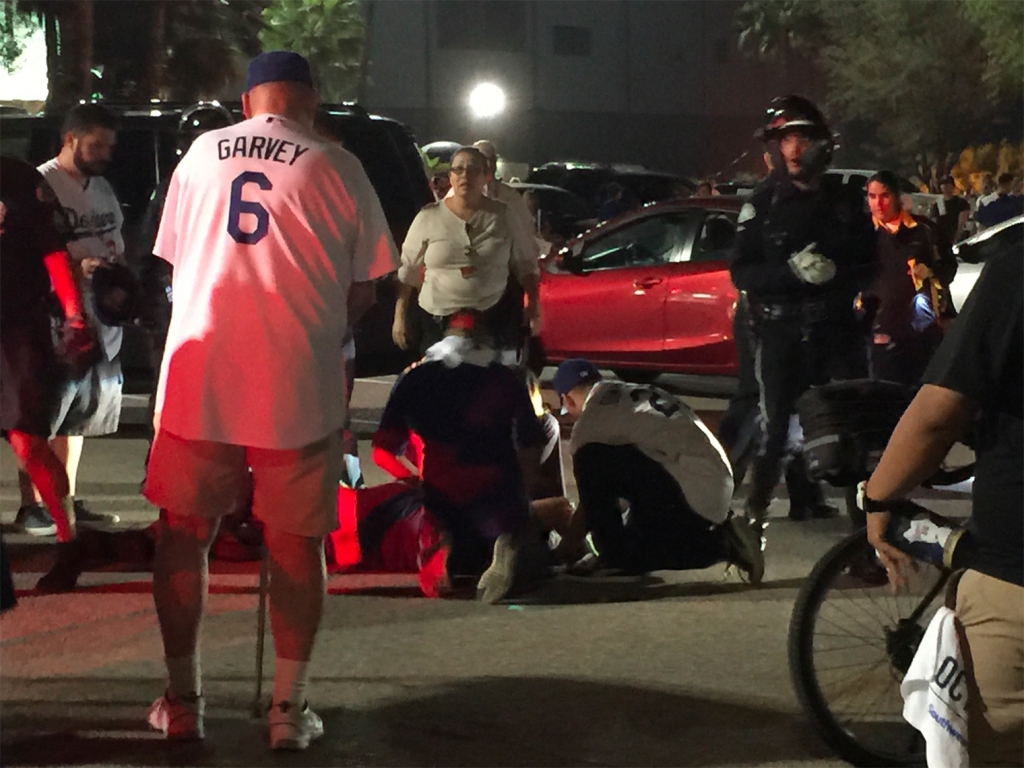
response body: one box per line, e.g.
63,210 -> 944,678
251,548 -> 269,718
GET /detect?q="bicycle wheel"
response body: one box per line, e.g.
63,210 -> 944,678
789,530 -> 949,767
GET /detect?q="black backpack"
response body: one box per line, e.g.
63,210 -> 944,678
797,380 -> 916,486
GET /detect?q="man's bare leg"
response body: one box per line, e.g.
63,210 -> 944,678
7,432 -> 75,541
264,528 -> 325,708
152,511 -> 219,697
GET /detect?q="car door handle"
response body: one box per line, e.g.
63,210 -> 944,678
633,277 -> 663,289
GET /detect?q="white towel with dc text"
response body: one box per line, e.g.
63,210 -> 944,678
901,606 -> 969,767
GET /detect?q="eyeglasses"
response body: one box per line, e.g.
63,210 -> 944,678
449,165 -> 483,176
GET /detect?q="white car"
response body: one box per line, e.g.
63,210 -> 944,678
825,168 -> 941,218
948,215 -> 1023,309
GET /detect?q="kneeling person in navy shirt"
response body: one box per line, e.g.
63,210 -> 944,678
554,359 -> 764,583
372,310 -> 551,604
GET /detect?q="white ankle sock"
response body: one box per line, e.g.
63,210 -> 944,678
166,655 -> 201,699
272,658 -> 309,707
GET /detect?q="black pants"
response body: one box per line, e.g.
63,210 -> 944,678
423,482 -> 532,578
718,301 -> 761,485
418,279 -> 526,355
749,317 -> 868,512
718,303 -> 825,510
573,443 -> 728,574
870,332 -> 940,387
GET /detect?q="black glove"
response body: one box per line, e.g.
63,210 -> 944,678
55,318 -> 102,380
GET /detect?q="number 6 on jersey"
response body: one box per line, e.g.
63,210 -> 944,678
227,171 -> 272,244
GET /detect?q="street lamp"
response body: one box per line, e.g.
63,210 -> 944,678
468,82 -> 506,119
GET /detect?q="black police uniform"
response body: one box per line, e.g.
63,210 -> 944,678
730,173 -> 878,517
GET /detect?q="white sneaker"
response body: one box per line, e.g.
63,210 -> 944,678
147,691 -> 204,740
476,533 -> 518,604
724,515 -> 765,586
268,700 -> 324,751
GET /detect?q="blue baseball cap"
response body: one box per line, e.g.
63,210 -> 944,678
552,358 -> 602,398
246,51 -> 314,92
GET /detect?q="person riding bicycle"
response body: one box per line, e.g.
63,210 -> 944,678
862,246 -> 1023,767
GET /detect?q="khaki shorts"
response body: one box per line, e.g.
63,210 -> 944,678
955,569 -> 1024,767
143,429 -> 343,538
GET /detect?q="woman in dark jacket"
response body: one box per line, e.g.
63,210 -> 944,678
862,171 -> 958,385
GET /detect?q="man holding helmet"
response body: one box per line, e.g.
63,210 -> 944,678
730,95 -> 878,538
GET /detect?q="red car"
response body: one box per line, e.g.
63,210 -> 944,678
534,197 -> 742,377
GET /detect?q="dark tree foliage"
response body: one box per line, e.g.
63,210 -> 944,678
736,0 -> 1023,182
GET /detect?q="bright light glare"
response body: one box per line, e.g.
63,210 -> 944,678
0,22 -> 47,102
468,82 -> 506,119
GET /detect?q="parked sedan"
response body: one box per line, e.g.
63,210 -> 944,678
534,198 -> 742,377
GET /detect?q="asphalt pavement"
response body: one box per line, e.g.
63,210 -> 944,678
0,375 -> 972,767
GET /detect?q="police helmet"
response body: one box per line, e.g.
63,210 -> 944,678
758,95 -> 835,179
92,262 -> 143,327
759,95 -> 831,141
177,102 -> 234,154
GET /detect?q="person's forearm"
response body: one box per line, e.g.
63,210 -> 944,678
518,272 -> 540,308
517,444 -> 544,496
865,384 -> 973,501
43,250 -> 85,319
394,282 -> 415,318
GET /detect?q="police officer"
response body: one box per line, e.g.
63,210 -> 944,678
730,95 -> 878,536
136,102 -> 234,422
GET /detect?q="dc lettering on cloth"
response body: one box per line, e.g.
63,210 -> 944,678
900,606 -> 969,767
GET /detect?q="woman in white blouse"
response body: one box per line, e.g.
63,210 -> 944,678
392,146 -> 541,353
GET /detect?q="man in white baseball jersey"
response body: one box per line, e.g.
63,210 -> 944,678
144,51 -> 399,749
17,104 -> 124,535
553,359 -> 764,584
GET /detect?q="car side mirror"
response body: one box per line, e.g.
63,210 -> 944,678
560,251 -> 585,274
557,241 -> 586,274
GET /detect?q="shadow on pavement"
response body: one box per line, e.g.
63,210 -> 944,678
518,574 -> 806,605
1,676 -> 829,766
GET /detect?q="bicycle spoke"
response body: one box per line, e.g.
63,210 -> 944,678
817,604 -> 889,646
835,585 -> 893,637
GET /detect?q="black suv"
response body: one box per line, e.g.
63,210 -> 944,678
527,162 -> 695,215
0,102 -> 431,383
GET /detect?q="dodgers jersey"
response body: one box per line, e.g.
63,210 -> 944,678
569,380 -> 734,523
153,114 -> 399,449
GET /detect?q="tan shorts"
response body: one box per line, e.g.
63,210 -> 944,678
143,429 -> 343,538
955,569 -> 1024,767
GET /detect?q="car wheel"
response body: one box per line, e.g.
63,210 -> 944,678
613,369 -> 659,384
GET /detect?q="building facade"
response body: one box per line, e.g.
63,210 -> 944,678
361,0 -> 820,179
